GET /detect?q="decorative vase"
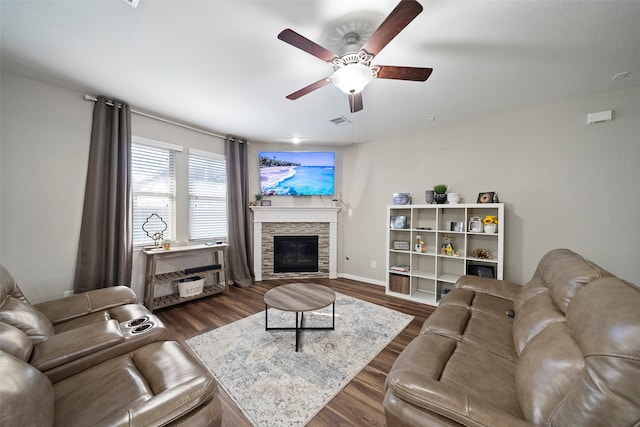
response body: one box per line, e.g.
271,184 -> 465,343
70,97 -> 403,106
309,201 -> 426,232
424,190 -> 435,204
434,193 -> 447,204
447,193 -> 460,204
484,223 -> 497,234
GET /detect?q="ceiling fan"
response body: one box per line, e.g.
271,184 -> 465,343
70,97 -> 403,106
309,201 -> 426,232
278,0 -> 433,113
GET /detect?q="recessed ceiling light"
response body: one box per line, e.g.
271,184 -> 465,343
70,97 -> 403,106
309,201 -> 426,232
611,71 -> 630,81
292,137 -> 300,144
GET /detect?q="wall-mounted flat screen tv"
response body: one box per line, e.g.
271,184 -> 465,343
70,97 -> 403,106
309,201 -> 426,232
259,151 -> 335,196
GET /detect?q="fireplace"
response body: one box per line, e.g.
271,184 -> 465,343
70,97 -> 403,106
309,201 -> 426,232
274,235 -> 319,273
250,206 -> 340,281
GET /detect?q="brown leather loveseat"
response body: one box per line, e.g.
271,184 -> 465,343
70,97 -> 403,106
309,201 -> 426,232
0,264 -> 223,426
384,249 -> 640,426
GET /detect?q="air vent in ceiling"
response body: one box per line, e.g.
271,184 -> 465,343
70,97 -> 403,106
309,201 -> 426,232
330,116 -> 352,126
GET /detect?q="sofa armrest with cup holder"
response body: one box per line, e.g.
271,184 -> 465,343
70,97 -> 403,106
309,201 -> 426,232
32,314 -> 168,382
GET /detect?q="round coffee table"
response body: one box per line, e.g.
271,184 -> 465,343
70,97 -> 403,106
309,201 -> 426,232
264,283 -> 336,352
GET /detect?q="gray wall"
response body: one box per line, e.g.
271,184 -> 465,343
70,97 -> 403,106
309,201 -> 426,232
0,71 -> 225,301
336,86 -> 640,285
2,69 -> 639,303
1,71 -> 91,302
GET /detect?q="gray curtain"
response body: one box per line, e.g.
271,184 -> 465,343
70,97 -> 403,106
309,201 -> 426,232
74,97 -> 133,292
226,135 -> 252,287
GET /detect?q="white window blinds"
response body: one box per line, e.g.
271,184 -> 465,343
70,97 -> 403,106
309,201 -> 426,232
132,140 -> 178,246
189,149 -> 227,241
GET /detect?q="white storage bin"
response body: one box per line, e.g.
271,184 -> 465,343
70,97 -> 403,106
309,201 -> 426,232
177,277 -> 204,298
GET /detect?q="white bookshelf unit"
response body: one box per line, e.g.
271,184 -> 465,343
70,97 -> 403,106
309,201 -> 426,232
386,203 -> 504,306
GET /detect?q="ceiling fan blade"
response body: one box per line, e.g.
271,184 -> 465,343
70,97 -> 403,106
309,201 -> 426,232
286,77 -> 332,100
362,0 -> 423,56
349,92 -> 363,113
278,29 -> 338,63
376,65 -> 433,81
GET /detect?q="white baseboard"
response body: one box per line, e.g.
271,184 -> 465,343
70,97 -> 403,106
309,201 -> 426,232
338,273 -> 386,287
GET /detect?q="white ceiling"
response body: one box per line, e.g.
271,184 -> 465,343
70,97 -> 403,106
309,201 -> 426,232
2,0 -> 639,146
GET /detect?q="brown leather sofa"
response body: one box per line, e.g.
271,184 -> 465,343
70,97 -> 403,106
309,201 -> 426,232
0,264 -> 168,381
0,264 -> 223,426
384,249 -> 640,426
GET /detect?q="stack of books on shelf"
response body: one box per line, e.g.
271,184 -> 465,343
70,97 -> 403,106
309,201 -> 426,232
390,265 -> 410,273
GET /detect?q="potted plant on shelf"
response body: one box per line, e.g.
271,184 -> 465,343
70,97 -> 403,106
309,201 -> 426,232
433,184 -> 448,204
482,215 -> 498,233
256,193 -> 272,206
251,193 -> 263,207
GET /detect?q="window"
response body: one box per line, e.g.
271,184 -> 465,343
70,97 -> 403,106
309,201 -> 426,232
189,149 -> 227,241
131,138 -> 179,246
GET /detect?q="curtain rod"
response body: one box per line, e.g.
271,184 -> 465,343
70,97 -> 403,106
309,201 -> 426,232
83,94 -> 228,140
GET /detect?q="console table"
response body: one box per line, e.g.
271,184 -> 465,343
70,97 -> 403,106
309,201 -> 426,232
143,244 -> 229,312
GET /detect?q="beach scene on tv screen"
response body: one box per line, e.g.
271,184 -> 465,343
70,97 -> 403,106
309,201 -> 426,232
259,152 -> 335,196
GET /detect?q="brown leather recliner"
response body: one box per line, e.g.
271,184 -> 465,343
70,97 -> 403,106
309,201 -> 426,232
0,264 -> 168,381
0,326 -> 222,427
384,249 -> 640,426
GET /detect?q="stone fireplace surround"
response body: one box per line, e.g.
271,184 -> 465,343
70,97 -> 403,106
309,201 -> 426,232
250,207 -> 340,281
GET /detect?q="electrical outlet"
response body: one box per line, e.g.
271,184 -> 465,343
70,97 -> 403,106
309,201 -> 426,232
371,260 -> 377,268
63,290 -> 74,297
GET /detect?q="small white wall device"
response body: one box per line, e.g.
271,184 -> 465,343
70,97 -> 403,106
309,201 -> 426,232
586,110 -> 614,124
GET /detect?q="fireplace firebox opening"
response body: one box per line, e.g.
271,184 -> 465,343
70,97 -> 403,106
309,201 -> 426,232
274,235 -> 319,273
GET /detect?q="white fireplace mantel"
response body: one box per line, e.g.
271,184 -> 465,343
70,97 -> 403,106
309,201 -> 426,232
251,206 -> 340,281
251,206 -> 340,223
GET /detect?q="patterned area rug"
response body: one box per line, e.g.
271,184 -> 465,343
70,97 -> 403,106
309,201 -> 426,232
186,293 -> 413,427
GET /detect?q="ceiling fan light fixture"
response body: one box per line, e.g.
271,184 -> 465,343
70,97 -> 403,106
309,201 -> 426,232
332,63 -> 374,94
278,0 -> 429,111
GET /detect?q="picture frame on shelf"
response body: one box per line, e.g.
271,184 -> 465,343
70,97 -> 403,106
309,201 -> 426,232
390,215 -> 408,229
468,220 -> 483,232
450,221 -> 464,232
392,240 -> 410,250
477,192 -> 498,203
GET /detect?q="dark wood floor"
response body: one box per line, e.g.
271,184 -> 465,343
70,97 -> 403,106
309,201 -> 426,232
155,277 -> 434,427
